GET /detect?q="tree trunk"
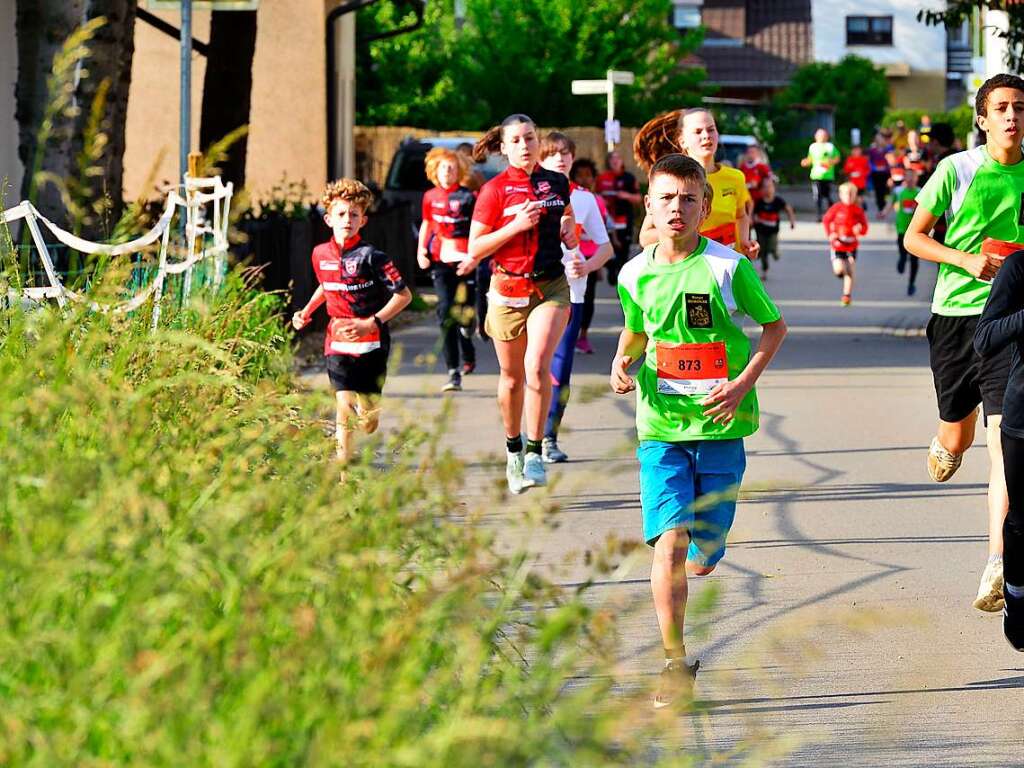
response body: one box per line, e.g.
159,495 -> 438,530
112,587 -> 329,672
15,0 -> 136,235
199,10 -> 257,190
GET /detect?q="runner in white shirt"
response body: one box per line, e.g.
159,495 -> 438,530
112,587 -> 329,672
538,132 -> 612,462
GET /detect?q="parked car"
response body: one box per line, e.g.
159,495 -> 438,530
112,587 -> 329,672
381,136 -> 507,238
717,134 -> 770,168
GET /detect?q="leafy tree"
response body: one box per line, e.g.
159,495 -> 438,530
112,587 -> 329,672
356,0 -> 705,129
919,3 -> 1024,73
773,55 -> 889,142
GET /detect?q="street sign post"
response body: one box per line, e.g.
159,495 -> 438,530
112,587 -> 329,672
151,0 -> 260,184
571,70 -> 635,151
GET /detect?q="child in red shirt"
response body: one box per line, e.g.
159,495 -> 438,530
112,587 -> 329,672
740,145 -> 773,202
822,182 -> 869,306
842,145 -> 871,203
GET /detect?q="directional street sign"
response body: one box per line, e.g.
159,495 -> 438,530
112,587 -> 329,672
570,70 -> 636,150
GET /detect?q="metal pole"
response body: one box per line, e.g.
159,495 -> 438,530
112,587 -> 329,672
180,0 -> 192,184
606,70 -> 615,152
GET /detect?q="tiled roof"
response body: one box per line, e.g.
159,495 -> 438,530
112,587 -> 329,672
695,0 -> 812,88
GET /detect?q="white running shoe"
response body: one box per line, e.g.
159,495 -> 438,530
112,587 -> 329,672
927,436 -> 963,483
506,451 -> 527,495
974,557 -> 1005,613
542,437 -> 568,463
522,452 -> 547,488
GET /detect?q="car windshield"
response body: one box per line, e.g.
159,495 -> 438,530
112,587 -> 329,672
386,144 -> 507,191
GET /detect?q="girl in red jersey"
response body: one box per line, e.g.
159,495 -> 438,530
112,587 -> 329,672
822,182 -> 869,306
456,114 -> 578,494
417,147 -> 477,392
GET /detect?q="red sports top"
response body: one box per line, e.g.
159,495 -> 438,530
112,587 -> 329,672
472,165 -> 571,276
822,202 -> 869,253
740,160 -> 772,200
421,184 -> 476,261
843,155 -> 871,190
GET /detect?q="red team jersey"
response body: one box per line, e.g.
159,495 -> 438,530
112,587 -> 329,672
595,170 -> 639,230
822,202 -> 868,252
740,160 -> 772,200
843,155 -> 871,190
421,184 -> 476,261
472,165 -> 571,276
310,235 -> 406,355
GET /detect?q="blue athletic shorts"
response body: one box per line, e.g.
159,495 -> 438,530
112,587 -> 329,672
637,438 -> 746,565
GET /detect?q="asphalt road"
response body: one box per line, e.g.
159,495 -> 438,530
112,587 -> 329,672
324,218 -> 1024,766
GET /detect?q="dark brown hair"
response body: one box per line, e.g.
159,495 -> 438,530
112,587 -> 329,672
633,108 -> 714,172
540,131 -> 576,160
648,153 -> 707,189
976,73 -> 1024,117
472,113 -> 536,163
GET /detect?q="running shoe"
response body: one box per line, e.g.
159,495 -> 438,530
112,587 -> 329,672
841,294 -> 852,306
442,370 -> 462,392
542,437 -> 568,463
927,436 -> 963,482
575,337 -> 594,355
506,450 -> 527,495
1004,587 -> 1024,651
522,452 -> 547,488
462,361 -> 476,375
653,658 -> 700,709
974,557 -> 1005,613
907,283 -> 917,296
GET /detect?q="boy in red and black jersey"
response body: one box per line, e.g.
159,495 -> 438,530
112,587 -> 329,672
293,179 -> 412,465
752,177 -> 795,276
417,147 -> 477,392
740,145 -> 773,203
595,150 -> 641,284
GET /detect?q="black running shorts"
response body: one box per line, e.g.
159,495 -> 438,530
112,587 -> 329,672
927,313 -> 1012,423
326,346 -> 390,394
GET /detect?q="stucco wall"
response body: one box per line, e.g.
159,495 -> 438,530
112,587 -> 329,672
123,0 -> 327,201
0,0 -> 23,203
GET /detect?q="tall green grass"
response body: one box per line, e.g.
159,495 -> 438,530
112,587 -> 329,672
0,263 -> 720,765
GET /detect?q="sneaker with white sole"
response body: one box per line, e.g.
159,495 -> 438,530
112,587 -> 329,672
974,557 -> 1005,613
522,452 -> 547,487
927,436 -> 963,482
653,658 -> 699,709
442,370 -> 462,392
542,437 -> 568,463
506,451 -> 527,495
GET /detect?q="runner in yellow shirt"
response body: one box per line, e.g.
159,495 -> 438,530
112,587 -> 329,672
634,108 -> 757,259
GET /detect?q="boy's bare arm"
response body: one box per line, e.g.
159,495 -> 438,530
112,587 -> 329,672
903,207 -> 1001,280
610,328 -> 648,394
374,287 -> 413,324
785,205 -> 796,228
702,317 -> 787,424
292,285 -> 325,330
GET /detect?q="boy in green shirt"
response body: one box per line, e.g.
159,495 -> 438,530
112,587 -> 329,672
610,154 -> 788,708
801,128 -> 841,220
890,168 -> 921,296
905,73 -> 1024,613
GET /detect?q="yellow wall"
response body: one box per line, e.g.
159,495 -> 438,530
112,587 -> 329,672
889,72 -> 947,112
123,1 -> 327,201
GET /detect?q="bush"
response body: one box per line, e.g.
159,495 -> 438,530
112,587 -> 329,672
0,258 -> 733,765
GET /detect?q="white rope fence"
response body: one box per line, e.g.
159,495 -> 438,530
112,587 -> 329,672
2,175 -> 233,328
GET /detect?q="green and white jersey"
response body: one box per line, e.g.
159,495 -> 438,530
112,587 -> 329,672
807,142 -> 840,181
617,237 -> 781,443
917,146 -> 1024,316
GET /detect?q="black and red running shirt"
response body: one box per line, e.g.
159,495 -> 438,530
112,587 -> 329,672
595,170 -> 639,230
421,184 -> 476,261
752,196 -> 788,233
472,165 -> 571,276
310,235 -> 406,354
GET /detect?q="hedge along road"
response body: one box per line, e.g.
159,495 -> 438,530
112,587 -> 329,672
302,219 -> 1023,765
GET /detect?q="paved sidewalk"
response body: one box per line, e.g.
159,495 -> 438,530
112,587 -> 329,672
314,219 -> 1024,765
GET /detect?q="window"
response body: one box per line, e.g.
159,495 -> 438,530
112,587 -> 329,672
846,15 -> 893,46
672,5 -> 701,31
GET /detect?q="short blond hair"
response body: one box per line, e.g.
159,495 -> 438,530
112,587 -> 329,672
838,182 -> 858,200
424,147 -> 469,187
321,178 -> 374,213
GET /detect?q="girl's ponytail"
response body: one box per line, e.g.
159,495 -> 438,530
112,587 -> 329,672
473,126 -> 503,163
633,110 -> 684,172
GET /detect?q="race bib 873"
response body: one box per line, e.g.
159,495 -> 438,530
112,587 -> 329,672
655,341 -> 728,396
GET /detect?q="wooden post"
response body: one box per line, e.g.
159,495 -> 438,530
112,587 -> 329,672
187,150 -> 202,179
